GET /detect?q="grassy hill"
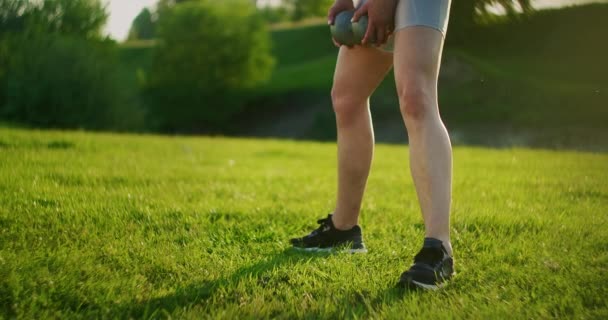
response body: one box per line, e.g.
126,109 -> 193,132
1,127 -> 607,318
119,3 -> 608,149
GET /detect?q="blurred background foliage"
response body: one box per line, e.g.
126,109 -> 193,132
0,0 -> 606,149
0,0 -> 143,130
144,0 -> 274,132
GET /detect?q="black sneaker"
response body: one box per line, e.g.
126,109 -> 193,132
397,237 -> 454,290
290,214 -> 367,253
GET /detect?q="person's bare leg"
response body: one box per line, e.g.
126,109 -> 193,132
330,46 -> 392,230
393,27 -> 453,256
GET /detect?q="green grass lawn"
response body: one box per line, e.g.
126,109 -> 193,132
1,127 -> 607,318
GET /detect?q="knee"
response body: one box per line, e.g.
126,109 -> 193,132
331,86 -> 366,125
398,84 -> 433,122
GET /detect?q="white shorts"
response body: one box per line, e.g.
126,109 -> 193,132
355,0 -> 452,35
395,0 -> 451,35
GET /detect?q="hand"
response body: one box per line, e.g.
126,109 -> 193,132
328,0 -> 355,47
352,0 -> 398,46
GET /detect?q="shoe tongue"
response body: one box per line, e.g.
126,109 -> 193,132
415,238 -> 445,263
423,237 -> 444,249
321,214 -> 335,231
327,214 -> 335,225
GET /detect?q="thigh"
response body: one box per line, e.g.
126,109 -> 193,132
393,26 -> 445,89
332,45 -> 393,102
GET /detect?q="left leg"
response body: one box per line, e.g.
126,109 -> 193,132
393,26 -> 454,289
394,26 -> 452,255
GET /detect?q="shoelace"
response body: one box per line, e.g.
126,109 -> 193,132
307,214 -> 333,237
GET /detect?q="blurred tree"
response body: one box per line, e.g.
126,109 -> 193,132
450,0 -> 533,39
128,8 -> 156,40
0,34 -> 142,130
145,0 -> 274,132
157,0 -> 191,11
0,0 -> 143,130
258,5 -> 291,24
29,0 -> 107,38
285,0 -> 333,21
0,0 -> 29,34
0,0 -> 107,38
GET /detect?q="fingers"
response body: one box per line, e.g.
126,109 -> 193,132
332,37 -> 341,48
362,24 -> 373,45
375,25 -> 387,46
361,19 -> 391,46
327,7 -> 337,25
351,2 -> 369,23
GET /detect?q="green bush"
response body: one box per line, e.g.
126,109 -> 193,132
144,0 -> 274,132
0,33 -> 144,130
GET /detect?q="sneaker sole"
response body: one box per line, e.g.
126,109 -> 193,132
399,274 -> 454,291
293,246 -> 368,254
409,280 -> 445,291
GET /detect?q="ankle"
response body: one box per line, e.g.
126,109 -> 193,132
330,214 -> 357,231
426,235 -> 453,256
442,241 -> 453,257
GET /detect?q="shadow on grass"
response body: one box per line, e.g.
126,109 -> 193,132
346,285 -> 424,315
118,248 -> 332,318
116,248 -> 422,318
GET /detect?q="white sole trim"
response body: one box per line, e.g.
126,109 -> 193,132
410,280 -> 445,291
294,247 -> 368,254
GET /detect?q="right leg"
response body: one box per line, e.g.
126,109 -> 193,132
289,46 -> 392,252
331,46 -> 392,230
